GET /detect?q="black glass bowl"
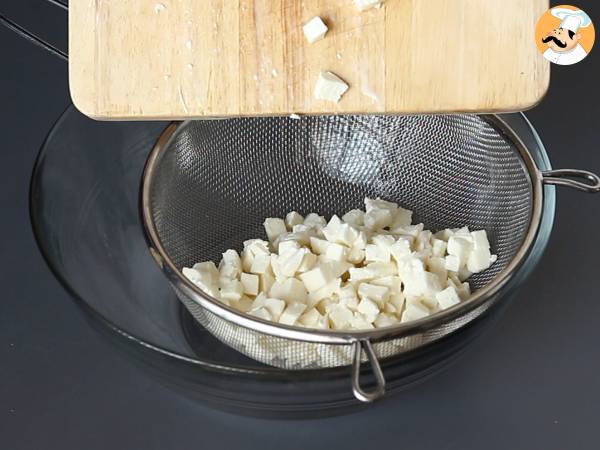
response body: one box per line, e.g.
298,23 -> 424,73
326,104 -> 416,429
30,106 -> 555,417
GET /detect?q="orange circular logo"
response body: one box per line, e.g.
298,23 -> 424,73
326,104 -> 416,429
535,5 -> 595,65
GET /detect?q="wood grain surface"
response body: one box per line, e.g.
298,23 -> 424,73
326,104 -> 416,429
69,0 -> 550,119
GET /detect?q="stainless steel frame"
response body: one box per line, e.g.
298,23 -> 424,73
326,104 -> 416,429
141,114 -> 599,402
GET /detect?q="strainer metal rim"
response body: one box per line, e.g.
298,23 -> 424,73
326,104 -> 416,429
141,114 -> 544,345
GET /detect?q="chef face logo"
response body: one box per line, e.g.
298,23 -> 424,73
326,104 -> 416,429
535,5 -> 595,65
542,27 -> 580,52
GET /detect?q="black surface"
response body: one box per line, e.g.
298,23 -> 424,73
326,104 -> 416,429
1,1 -> 600,448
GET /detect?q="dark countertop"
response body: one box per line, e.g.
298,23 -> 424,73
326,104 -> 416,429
2,1 -> 599,449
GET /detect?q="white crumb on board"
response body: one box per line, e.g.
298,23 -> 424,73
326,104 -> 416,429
185,40 -> 193,49
178,86 -> 189,113
359,66 -> 382,109
272,69 -> 278,77
154,3 -> 166,13
336,52 -> 343,60
289,113 -> 301,120
187,63 -> 194,70
163,74 -> 171,80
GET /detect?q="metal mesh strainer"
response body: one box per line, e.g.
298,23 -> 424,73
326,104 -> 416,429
142,114 -> 599,402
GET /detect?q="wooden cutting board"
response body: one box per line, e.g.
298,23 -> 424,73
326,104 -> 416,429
69,0 -> 550,119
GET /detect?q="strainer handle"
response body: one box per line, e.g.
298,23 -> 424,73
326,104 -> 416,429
351,339 -> 386,402
542,169 -> 600,193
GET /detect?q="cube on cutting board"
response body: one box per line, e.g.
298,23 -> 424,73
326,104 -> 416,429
69,0 -> 549,119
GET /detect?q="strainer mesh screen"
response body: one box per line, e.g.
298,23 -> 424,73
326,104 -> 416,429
149,115 -> 532,368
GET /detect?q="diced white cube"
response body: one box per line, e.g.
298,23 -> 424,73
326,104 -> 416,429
358,283 -> 390,307
314,71 -> 349,103
285,211 -> 304,230
389,292 -> 406,313
338,283 -> 359,310
325,243 -> 347,262
445,254 -> 460,272
243,238 -> 270,253
191,261 -> 219,282
435,286 -> 461,310
365,244 -> 390,262
400,301 -> 430,323
315,313 -> 330,329
300,264 -> 334,292
384,302 -> 398,315
279,302 -> 307,325
241,249 -> 254,272
402,271 -> 442,300
298,307 -> 322,327
391,206 -> 413,228
447,274 -> 471,300
278,248 -> 307,277
366,261 -> 397,277
374,313 -> 397,328
304,213 -> 327,229
471,230 -> 491,249
349,266 -> 376,283
364,208 -> 393,230
365,197 -> 397,212
435,229 -> 455,242
329,304 -> 355,329
467,247 -> 493,273
270,254 -> 283,278
278,240 -> 301,254
292,224 -> 314,235
347,247 -> 365,264
302,16 -> 328,44
183,263 -> 217,287
182,267 -> 218,295
393,223 -> 424,237
342,209 -> 365,227
300,261 -> 347,292
249,307 -> 272,321
309,237 -> 330,255
252,296 -> 286,321
277,231 -> 311,247
447,235 -> 473,266
354,231 -> 368,250
357,297 -> 380,322
298,251 -> 317,273
350,312 -> 375,329
264,218 -> 287,242
240,273 -> 259,296
219,249 -> 242,279
431,238 -> 448,257
308,278 -> 341,306
219,279 -> 244,301
415,230 -> 433,253
336,224 -> 360,246
317,298 -> 337,315
371,276 -> 402,293
373,234 -> 396,249
259,270 -> 275,294
458,266 -> 473,282
396,254 -> 425,280
269,278 -> 308,303
250,253 -> 271,274
322,215 -> 343,242
235,296 -> 254,313
355,0 -> 385,12
427,256 -> 448,285
389,236 -> 413,261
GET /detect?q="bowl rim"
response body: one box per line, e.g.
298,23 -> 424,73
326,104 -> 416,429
30,107 -> 556,377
